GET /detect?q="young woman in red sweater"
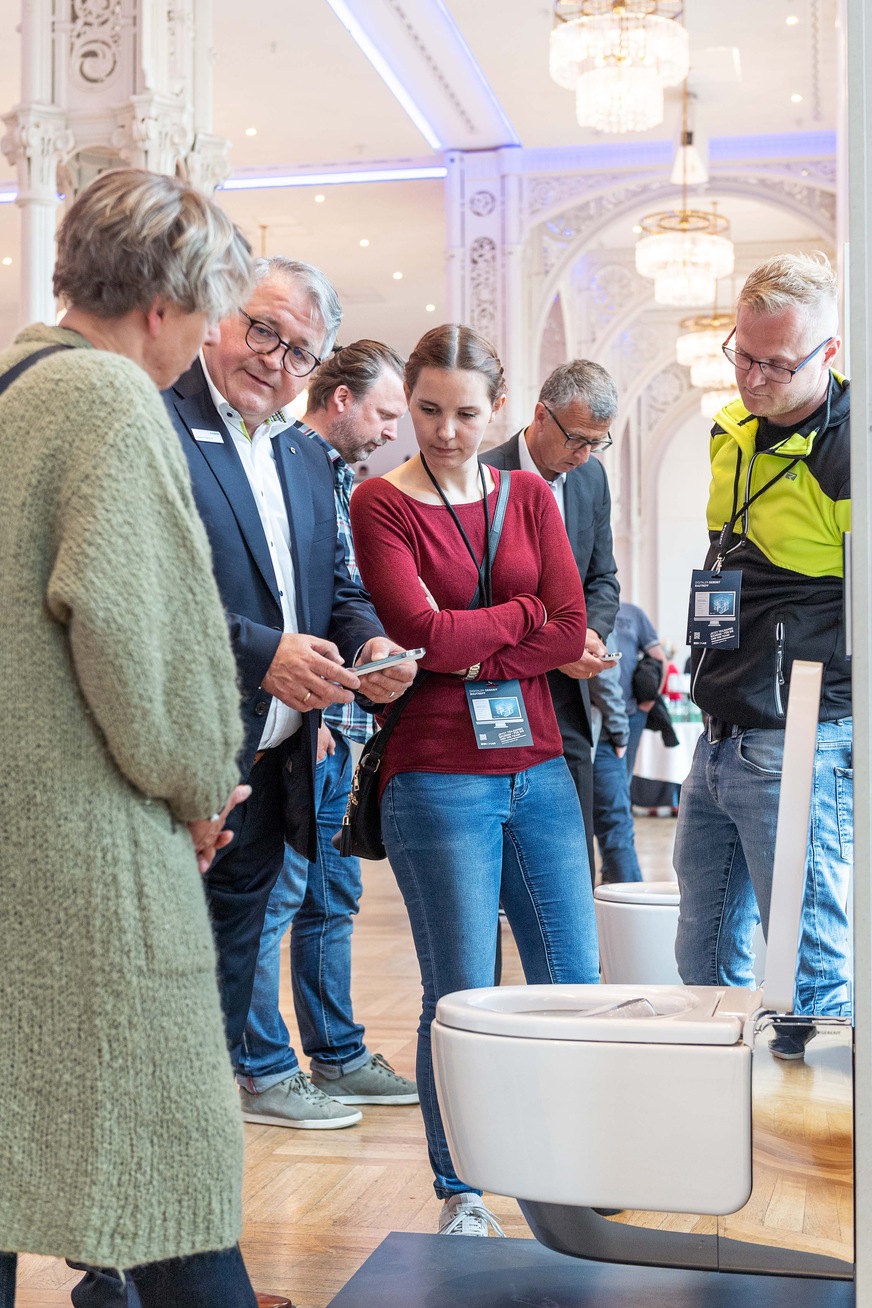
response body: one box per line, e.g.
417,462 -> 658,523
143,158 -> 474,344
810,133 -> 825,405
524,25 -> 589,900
349,325 -> 600,1237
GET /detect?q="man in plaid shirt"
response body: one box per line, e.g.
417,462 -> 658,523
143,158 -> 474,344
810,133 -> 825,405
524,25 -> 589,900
238,340 -> 419,1127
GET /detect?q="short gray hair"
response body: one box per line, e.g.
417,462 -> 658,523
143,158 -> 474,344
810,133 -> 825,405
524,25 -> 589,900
738,252 -> 839,325
53,168 -> 252,321
253,256 -> 343,354
539,360 -> 618,423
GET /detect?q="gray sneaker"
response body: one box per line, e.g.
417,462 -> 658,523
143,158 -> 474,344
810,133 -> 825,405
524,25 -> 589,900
311,1052 -> 419,1105
438,1192 -> 505,1237
240,1071 -> 363,1129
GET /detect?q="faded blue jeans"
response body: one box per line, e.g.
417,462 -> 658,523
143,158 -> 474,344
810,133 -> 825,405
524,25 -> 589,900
674,720 -> 853,1016
381,757 -> 601,1200
593,738 -> 643,883
237,734 -> 369,1090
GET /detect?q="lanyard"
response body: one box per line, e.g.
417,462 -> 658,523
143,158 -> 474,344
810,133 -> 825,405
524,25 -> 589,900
420,455 -> 493,607
714,388 -> 833,573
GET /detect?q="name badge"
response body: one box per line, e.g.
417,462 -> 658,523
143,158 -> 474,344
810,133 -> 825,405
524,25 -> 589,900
687,569 -> 742,650
464,679 -> 534,749
192,428 -> 224,444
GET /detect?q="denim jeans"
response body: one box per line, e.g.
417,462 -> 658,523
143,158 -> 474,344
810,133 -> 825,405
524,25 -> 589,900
592,738 -> 642,883
625,708 -> 648,780
381,757 -> 601,1200
238,733 -> 368,1089
674,721 -> 853,1016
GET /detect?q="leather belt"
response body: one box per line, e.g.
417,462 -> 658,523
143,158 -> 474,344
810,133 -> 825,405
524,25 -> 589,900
705,716 -> 739,743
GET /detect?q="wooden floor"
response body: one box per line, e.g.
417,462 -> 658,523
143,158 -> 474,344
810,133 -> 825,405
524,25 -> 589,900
14,816 -> 853,1305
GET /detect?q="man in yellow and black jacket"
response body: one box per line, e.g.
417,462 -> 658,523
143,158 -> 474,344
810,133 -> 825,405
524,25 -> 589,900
674,253 -> 852,1061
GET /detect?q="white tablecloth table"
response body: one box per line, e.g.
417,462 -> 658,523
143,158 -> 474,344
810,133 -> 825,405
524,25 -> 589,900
633,720 -> 702,786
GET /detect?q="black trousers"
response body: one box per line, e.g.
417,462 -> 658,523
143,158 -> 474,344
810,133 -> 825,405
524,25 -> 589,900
547,669 -> 595,885
0,1248 -> 256,1308
204,742 -> 288,1065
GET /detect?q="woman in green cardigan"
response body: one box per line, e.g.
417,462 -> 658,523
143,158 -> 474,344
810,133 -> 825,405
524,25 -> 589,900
0,170 -> 258,1306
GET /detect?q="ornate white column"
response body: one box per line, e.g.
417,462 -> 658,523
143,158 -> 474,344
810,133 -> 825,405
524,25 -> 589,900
2,0 -> 229,325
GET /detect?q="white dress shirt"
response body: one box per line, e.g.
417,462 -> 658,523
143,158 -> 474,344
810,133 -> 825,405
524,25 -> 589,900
518,427 -> 567,523
203,358 -> 302,748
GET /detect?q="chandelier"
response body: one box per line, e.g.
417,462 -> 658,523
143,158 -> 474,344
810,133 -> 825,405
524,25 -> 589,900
550,1 -> 689,134
634,70 -> 734,306
700,389 -> 740,420
675,311 -> 736,388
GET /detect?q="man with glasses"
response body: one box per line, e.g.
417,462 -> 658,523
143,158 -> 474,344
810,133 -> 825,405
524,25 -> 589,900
483,360 -> 621,878
162,261 -> 416,1196
674,252 -> 852,1060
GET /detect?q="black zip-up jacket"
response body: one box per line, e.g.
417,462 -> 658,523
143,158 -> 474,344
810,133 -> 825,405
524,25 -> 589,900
690,374 -> 851,728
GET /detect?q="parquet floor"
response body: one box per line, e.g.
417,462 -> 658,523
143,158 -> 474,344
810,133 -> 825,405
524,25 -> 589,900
14,816 -> 853,1305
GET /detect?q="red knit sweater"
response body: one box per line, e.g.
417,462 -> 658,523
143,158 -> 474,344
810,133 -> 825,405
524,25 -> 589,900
349,468 -> 587,791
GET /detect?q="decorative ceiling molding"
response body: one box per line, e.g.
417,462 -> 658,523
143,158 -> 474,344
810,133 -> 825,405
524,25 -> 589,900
322,0 -> 520,152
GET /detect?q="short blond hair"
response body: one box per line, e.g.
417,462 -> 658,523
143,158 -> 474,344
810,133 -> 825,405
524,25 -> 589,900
54,168 -> 252,321
737,252 -> 838,325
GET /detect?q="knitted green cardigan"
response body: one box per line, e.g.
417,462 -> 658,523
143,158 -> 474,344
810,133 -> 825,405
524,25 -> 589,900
0,326 -> 246,1268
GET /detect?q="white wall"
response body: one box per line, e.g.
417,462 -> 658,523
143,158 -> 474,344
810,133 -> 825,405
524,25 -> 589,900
655,406 -> 713,658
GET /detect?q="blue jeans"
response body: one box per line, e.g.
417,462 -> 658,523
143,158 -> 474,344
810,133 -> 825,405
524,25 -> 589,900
674,721 -> 853,1016
381,757 -> 601,1200
238,734 -> 368,1089
592,739 -> 642,883
625,708 -> 648,780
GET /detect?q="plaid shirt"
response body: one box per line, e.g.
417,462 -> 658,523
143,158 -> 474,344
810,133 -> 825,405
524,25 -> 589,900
294,420 -> 373,744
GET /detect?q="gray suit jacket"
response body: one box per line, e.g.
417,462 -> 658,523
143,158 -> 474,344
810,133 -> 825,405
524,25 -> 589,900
482,430 -> 620,742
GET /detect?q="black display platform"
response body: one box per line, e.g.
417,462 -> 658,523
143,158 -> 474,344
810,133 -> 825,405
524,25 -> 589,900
327,1232 -> 855,1308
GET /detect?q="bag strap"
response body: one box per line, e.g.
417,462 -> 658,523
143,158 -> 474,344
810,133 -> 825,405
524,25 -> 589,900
359,468 -> 514,771
0,344 -> 73,399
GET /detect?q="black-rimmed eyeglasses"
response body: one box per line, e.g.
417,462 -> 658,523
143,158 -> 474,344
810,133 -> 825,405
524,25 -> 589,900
239,309 -> 322,378
721,328 -> 832,385
544,404 -> 613,452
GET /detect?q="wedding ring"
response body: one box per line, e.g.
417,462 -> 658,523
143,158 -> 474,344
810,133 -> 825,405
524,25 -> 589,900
303,690 -> 312,703
389,691 -> 396,698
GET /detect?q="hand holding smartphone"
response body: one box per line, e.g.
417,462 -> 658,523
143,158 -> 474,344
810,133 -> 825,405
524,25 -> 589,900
353,647 -> 425,676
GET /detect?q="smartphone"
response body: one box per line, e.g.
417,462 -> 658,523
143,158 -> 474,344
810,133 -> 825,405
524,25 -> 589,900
354,647 -> 425,676
601,651 -> 623,661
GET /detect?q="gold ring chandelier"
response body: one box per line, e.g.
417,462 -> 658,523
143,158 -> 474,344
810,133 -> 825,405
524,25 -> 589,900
549,1 -> 689,134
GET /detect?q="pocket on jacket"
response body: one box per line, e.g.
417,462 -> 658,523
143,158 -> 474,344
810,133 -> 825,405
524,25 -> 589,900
132,802 -> 217,978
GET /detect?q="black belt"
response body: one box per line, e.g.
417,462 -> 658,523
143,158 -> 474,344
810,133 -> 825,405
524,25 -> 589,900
705,716 -> 739,743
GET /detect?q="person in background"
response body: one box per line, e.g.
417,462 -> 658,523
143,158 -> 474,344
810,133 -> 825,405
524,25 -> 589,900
612,600 -> 668,780
482,360 -> 620,878
590,662 -> 643,883
0,168 -> 258,1308
350,324 -> 600,1239
238,340 -> 418,1128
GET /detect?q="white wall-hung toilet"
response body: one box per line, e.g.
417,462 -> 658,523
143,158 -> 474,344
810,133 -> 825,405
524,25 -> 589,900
595,881 -> 767,986
432,664 -> 837,1250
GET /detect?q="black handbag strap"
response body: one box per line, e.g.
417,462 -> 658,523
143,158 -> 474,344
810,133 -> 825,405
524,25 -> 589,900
360,467 -> 512,770
0,344 -> 73,398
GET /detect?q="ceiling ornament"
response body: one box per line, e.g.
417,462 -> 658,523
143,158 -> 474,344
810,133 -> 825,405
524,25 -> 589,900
675,310 -> 735,389
549,1 -> 688,134
634,74 -> 734,306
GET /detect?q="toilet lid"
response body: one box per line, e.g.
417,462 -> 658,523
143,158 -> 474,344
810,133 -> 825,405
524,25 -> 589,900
435,984 -> 750,1045
594,880 -> 679,906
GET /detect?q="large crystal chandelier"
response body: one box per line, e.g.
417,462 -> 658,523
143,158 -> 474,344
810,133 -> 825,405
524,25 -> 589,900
550,1 -> 689,134
675,310 -> 740,417
634,72 -> 734,306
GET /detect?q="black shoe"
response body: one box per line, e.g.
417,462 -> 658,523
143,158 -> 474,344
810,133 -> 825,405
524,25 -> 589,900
770,1022 -> 816,1060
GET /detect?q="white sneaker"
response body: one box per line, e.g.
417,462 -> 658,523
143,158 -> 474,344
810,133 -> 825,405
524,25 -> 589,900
438,1192 -> 505,1237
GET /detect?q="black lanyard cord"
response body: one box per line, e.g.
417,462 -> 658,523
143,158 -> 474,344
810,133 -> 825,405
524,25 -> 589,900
420,454 -> 493,607
718,386 -> 834,564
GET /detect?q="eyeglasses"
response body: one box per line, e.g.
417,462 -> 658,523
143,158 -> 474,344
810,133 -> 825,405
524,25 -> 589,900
721,328 -> 832,385
239,309 -> 321,378
544,404 -> 613,452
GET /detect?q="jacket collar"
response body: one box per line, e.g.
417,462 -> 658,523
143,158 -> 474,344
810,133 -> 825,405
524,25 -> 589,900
713,371 -> 850,458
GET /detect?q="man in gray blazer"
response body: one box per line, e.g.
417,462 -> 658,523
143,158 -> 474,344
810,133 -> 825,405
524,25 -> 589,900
482,361 -> 620,877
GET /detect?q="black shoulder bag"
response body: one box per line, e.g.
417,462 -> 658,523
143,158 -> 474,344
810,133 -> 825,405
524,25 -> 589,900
333,468 -> 511,859
0,344 -> 73,398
